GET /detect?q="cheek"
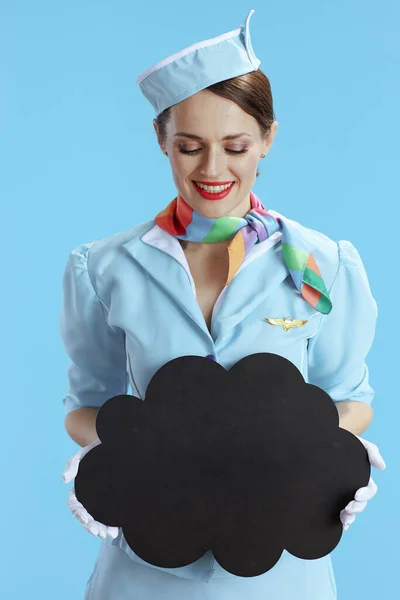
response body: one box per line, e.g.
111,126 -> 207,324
171,155 -> 196,181
233,154 -> 259,178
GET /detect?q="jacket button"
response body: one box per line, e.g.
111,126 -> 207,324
205,354 -> 217,362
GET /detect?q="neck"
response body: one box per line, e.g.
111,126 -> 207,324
228,192 -> 252,218
177,192 -> 253,254
179,238 -> 230,255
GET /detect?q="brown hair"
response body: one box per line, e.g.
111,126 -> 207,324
155,69 -> 276,177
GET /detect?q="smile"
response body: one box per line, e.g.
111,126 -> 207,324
192,181 -> 235,200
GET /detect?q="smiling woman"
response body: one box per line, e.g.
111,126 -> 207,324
60,8 -> 385,600
153,69 -> 277,217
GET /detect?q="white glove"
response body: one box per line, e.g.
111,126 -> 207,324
340,437 -> 386,530
62,438 -> 119,540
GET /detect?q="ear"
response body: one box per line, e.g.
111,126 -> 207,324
153,119 -> 160,142
153,119 -> 166,153
262,121 -> 279,154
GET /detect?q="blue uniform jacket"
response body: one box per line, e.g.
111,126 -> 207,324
60,209 -> 377,589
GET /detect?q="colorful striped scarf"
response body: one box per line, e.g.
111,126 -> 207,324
155,191 -> 332,314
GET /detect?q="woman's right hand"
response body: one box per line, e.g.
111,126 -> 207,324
62,439 -> 119,540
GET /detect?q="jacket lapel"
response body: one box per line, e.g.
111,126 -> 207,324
122,224 -> 212,341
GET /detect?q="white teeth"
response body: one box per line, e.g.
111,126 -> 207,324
195,182 -> 233,193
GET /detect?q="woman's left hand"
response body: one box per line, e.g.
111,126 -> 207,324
340,437 -> 386,530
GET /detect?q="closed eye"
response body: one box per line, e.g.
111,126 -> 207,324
179,148 -> 248,155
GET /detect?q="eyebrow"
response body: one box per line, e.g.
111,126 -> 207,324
173,132 -> 253,140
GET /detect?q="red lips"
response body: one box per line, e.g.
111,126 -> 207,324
192,181 -> 235,201
194,181 -> 234,186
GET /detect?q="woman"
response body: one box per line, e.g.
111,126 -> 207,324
60,10 -> 385,599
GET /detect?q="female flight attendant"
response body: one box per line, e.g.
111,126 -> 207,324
60,10 -> 385,600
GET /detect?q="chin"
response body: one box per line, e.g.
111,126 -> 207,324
194,201 -> 237,219
178,182 -> 249,218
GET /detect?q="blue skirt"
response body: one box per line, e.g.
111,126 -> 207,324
84,537 -> 337,599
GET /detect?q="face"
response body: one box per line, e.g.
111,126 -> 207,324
153,90 -> 278,219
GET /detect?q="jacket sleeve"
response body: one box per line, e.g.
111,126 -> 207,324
60,242 -> 129,415
307,240 -> 378,405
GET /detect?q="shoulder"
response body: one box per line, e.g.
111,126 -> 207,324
67,219 -> 155,275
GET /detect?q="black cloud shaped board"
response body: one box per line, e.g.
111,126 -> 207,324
74,353 -> 370,577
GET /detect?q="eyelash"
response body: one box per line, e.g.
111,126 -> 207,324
179,148 -> 248,155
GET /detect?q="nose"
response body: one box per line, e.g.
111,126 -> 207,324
199,147 -> 226,179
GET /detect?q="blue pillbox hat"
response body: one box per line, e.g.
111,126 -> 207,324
136,9 -> 261,117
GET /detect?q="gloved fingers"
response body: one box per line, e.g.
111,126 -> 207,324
72,510 -> 105,539
357,437 -> 386,470
355,477 -> 378,502
74,508 -> 92,528
62,455 -> 80,483
67,487 -> 86,514
84,518 -> 101,537
62,439 -> 101,483
94,522 -> 108,539
342,499 -> 368,515
79,515 -> 113,540
88,521 -> 117,540
67,487 -> 116,540
366,443 -> 386,470
340,509 -> 356,529
80,438 -> 101,459
107,526 -> 120,540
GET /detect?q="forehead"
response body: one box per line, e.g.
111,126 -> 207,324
168,90 -> 259,138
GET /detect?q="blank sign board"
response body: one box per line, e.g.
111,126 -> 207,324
75,353 -> 370,577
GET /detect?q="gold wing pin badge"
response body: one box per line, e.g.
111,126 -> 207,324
265,316 -> 308,332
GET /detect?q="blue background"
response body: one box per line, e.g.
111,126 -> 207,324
1,1 -> 398,598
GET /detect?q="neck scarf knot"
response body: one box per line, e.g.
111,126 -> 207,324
155,191 -> 332,314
